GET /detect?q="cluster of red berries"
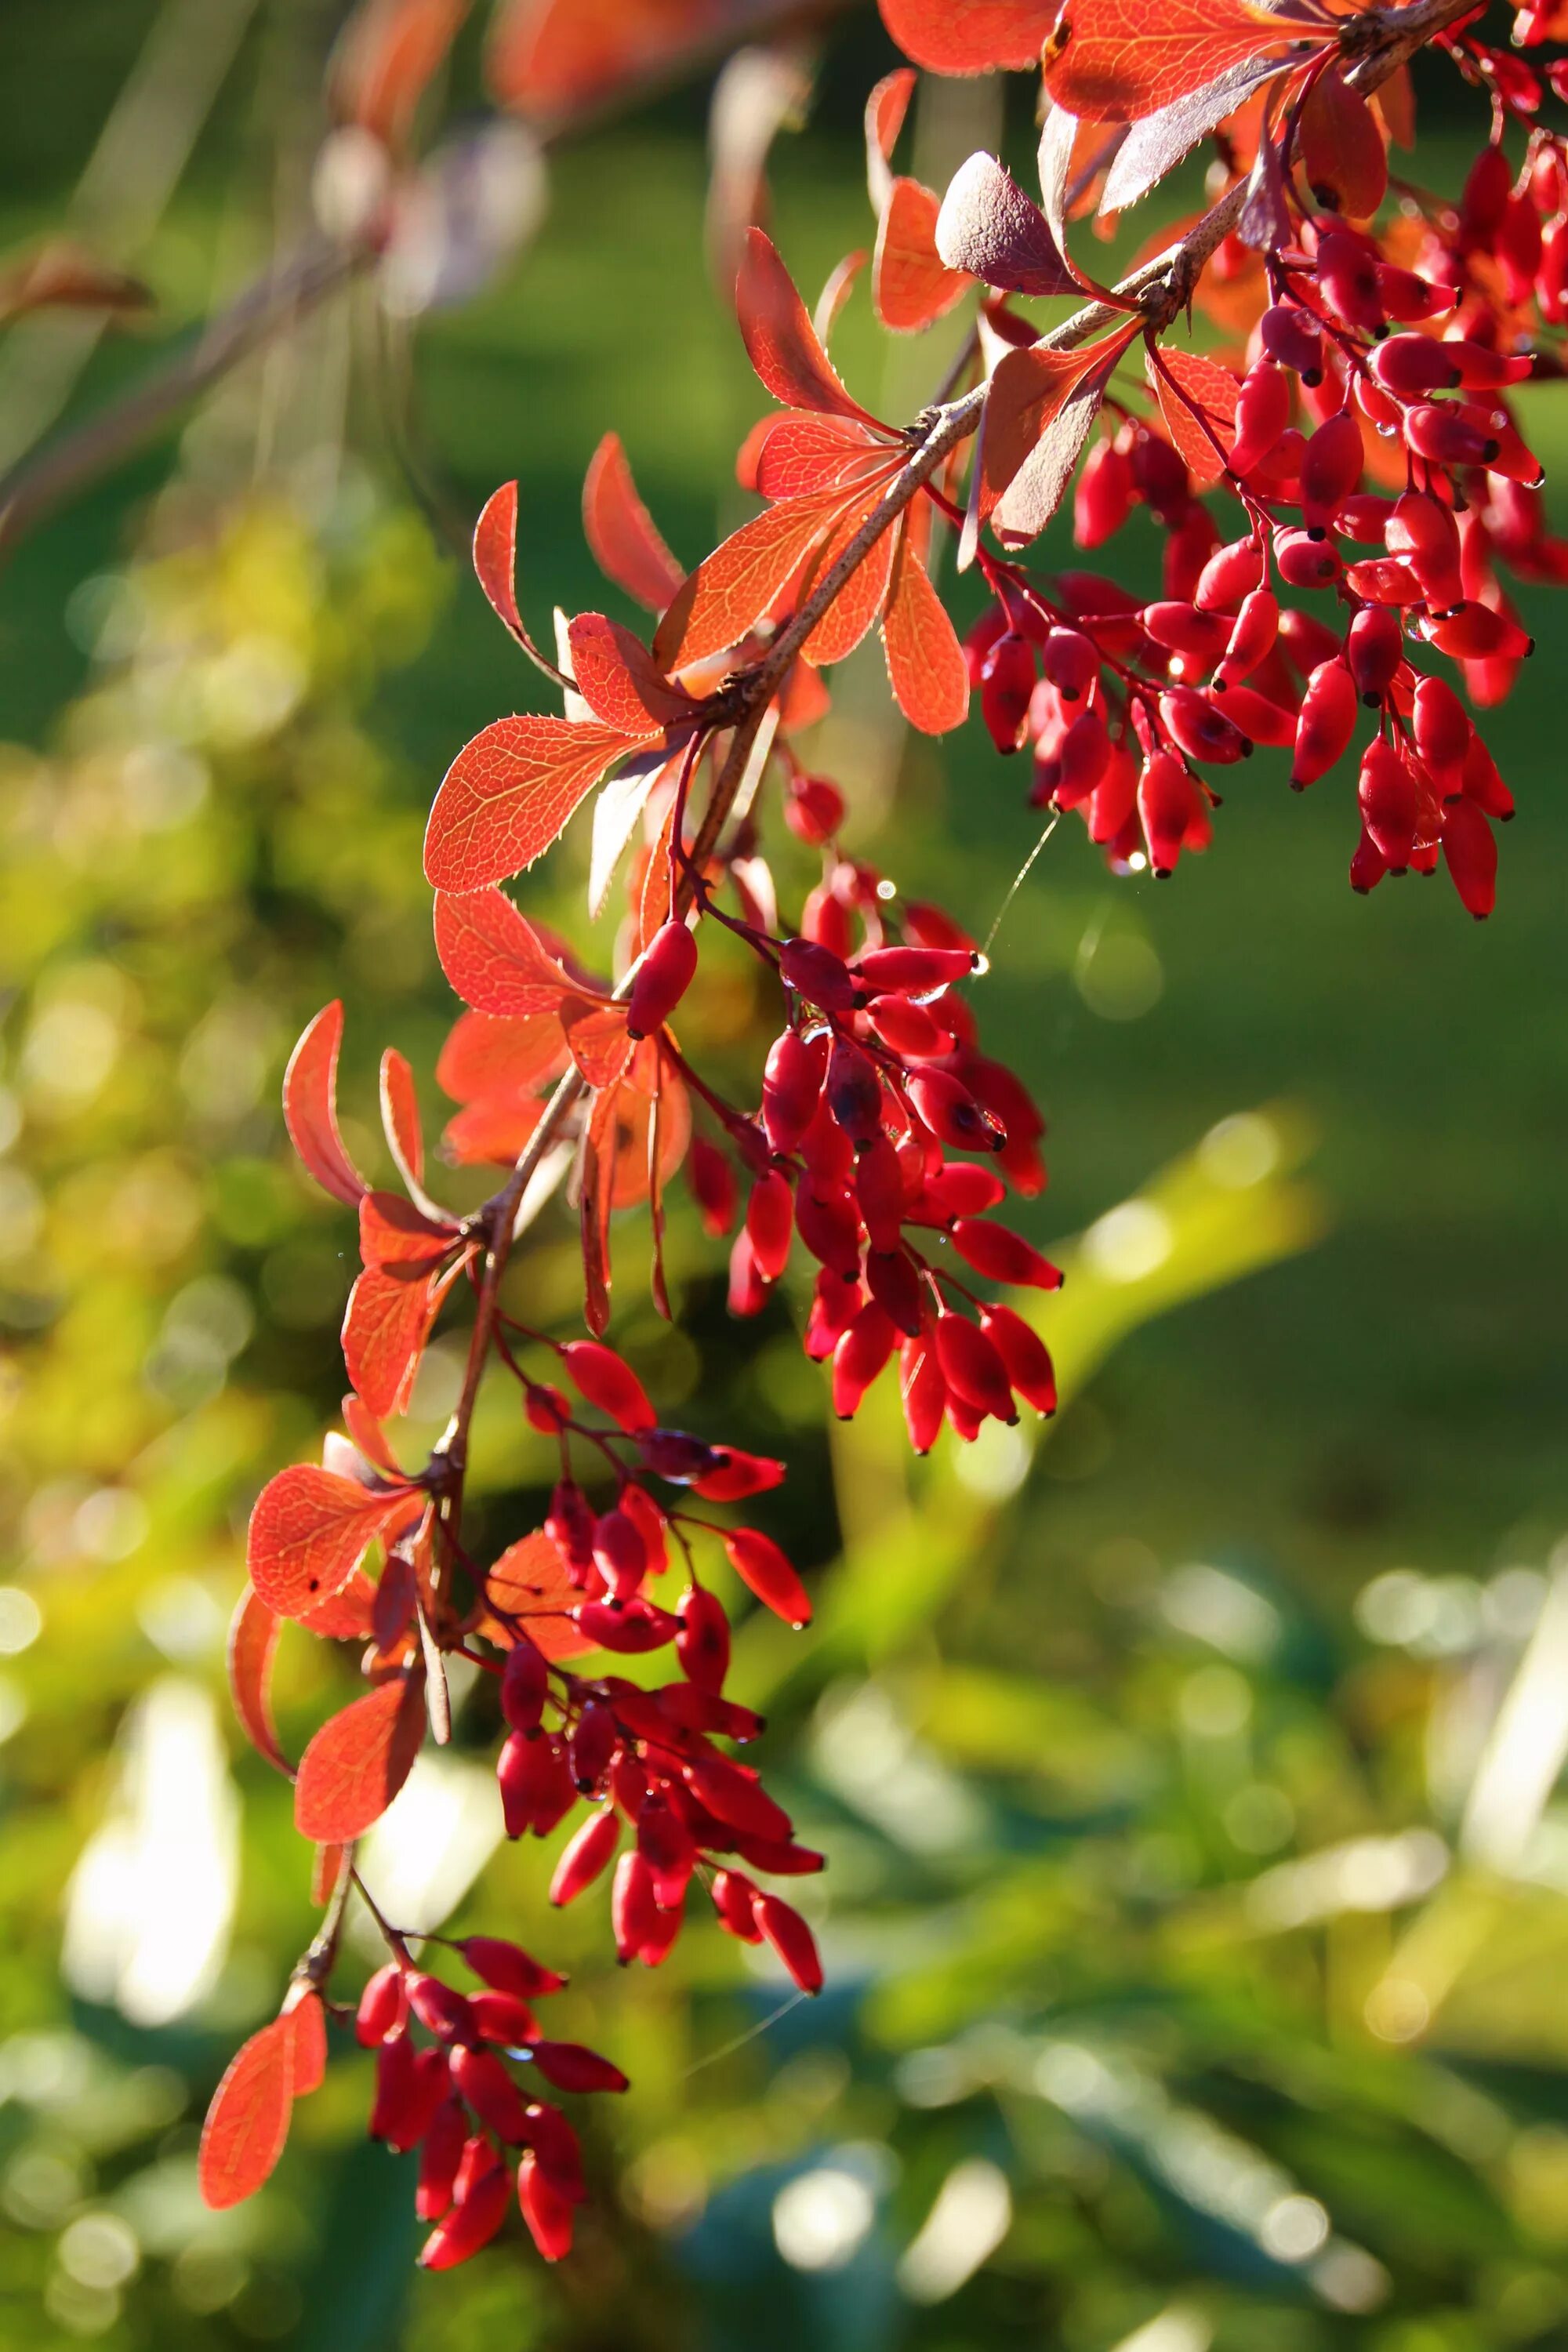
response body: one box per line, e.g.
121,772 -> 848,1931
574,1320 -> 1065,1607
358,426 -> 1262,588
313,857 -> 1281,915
962,133 -> 1566,914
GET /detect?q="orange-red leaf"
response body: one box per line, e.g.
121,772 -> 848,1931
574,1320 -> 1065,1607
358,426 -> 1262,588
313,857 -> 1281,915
471,481 -> 551,662
754,414 -> 894,503
1151,345 -> 1239,485
736,228 -> 877,422
654,493 -> 845,673
880,0 -> 1058,74
561,997 -> 634,1090
882,528 -> 969,733
332,0 -> 470,143
565,613 -> 693,732
284,1004 -> 367,1210
425,717 -> 637,891
488,0 -> 731,119
343,1395 -> 405,1481
358,1191 -> 458,1269
1043,0 -> 1327,125
438,1007 -> 565,1101
343,1262 -> 456,1421
980,328 -> 1134,521
294,1671 -> 426,1842
875,178 -> 970,333
483,1529 -> 596,1660
281,1987 -> 328,2096
800,494 -> 898,667
379,1050 -> 425,1191
198,2020 -> 294,2211
445,1094 -> 548,1167
228,1587 -> 290,1778
866,67 -> 916,209
434,885 -> 589,1016
582,433 -> 684,612
248,1466 -> 417,1620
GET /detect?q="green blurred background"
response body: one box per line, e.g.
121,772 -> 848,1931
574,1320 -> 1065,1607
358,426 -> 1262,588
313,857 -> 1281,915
3,4 -> 1568,2348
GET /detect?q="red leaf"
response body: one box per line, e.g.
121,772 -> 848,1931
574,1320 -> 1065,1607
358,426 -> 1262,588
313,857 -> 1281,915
330,0 -> 470,144
227,1586 -> 290,1778
866,67 -> 916,209
565,613 -> 694,732
754,414 -> 895,503
1098,57 -> 1291,214
561,997 -> 634,1090
300,1569 -> 379,1642
425,717 -> 638,891
247,1465 -> 417,1620
735,228 -> 877,423
310,1842 -> 347,1907
470,481 -> 555,673
992,365 -> 1116,546
445,1094 -> 547,1167
343,1395 -> 405,1481
284,1004 -> 367,1210
653,493 -> 846,673
934,153 -> 1076,296
879,0 -> 1058,74
882,528 -> 969,734
198,2019 -> 294,2211
434,886 -> 588,1016
1042,0 -> 1327,125
1150,345 -> 1239,485
281,1987 -> 328,2096
582,433 -> 684,613
438,1008 -> 566,1102
379,1049 -> 425,1191
875,179 -> 971,333
294,1671 -> 426,1842
483,1529 -> 597,1661
800,493 -> 898,667
358,1191 -> 459,1269
488,0 -> 732,119
980,326 -> 1135,521
343,1262 -> 457,1421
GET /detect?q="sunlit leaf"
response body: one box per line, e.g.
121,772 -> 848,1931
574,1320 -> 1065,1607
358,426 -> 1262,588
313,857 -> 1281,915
247,1466 -> 418,1620
582,433 -> 685,613
198,2019 -> 295,2212
283,1004 -> 368,1211
735,227 -> 877,421
293,1671 -> 426,1842
227,1587 -> 290,1779
879,0 -> 1059,76
882,526 -> 968,734
1043,0 -> 1329,125
875,177 -> 971,332
424,716 -> 638,891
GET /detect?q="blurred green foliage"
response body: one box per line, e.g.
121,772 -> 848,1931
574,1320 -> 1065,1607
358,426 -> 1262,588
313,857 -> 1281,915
4,7 -> 1568,2352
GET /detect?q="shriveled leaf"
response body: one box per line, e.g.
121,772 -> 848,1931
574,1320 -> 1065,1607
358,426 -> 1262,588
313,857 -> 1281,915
653,492 -> 844,672
331,0 -> 469,143
1098,56 -> 1290,213
343,1261 -> 456,1421
425,716 -> 638,891
198,2020 -> 294,2211
248,1465 -> 417,1620
735,227 -> 876,421
437,1007 -> 565,1100
228,1587 -> 290,1778
1043,0 -> 1327,125
379,1049 -> 425,1192
1299,65 -> 1388,220
281,1987 -> 328,2096
800,493 -> 898,666
866,67 -> 916,209
582,433 -> 684,612
294,1671 -> 426,1842
981,326 -> 1134,521
755,412 -> 894,503
882,528 -> 969,734
935,153 -> 1076,296
434,885 -> 586,1016
875,178 -> 971,332
590,742 -> 673,918
879,0 -> 1058,75
565,613 -> 693,732
484,1529 -> 597,1659
1150,344 -> 1239,484
284,1004 -> 367,1211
